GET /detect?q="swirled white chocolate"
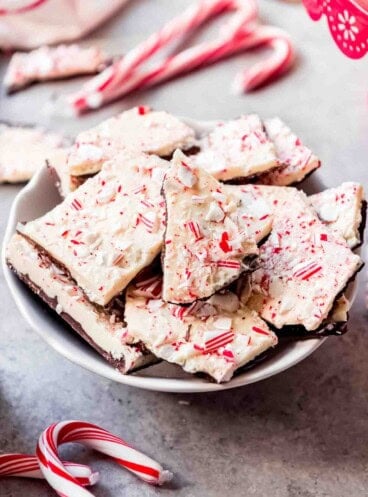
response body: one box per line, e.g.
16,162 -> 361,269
4,44 -> 107,93
0,124 -> 67,183
162,150 -> 259,304
68,107 -> 195,176
258,117 -> 320,186
125,284 -> 277,383
19,152 -> 169,306
192,115 -> 278,181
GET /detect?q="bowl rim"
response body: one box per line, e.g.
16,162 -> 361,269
3,116 -> 357,393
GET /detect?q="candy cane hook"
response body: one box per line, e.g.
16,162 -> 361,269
36,421 -> 172,497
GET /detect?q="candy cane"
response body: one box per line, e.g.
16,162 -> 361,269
231,26 -> 295,93
69,0 -> 259,112
0,453 -> 98,486
36,421 -> 172,497
131,25 -> 294,95
69,23 -> 292,114
0,0 -> 48,15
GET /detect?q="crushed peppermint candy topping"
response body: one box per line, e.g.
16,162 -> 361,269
125,282 -> 278,383
192,115 -> 278,181
178,161 -> 197,187
247,187 -> 362,331
309,182 -> 365,249
206,202 -> 225,223
293,261 -> 322,281
68,108 -> 195,177
258,117 -> 320,186
4,44 -> 107,93
203,330 -> 235,353
134,274 -> 163,299
185,221 -> 202,241
162,150 -> 258,304
19,152 -> 169,306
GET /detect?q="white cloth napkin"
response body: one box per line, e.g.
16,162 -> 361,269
0,0 -> 129,50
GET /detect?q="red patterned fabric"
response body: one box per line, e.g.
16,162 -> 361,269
303,0 -> 368,58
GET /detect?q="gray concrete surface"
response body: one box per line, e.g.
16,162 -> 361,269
1,1 -> 368,496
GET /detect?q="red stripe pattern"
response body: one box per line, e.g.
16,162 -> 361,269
68,0 -> 294,113
293,261 -> 322,281
36,421 -> 172,496
0,453 -> 97,486
0,0 -> 48,15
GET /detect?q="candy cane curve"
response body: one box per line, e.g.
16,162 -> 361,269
0,453 -> 98,486
36,421 -> 172,497
0,0 -> 48,15
68,0 -> 258,112
69,21 -> 293,111
231,25 -> 295,93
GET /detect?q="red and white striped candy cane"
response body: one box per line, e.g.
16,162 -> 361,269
231,26 -> 295,93
69,0 -> 258,112
0,453 -> 98,486
0,0 -> 48,15
36,421 -> 172,497
69,22 -> 293,112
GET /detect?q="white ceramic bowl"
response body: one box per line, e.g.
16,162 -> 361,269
1,118 -> 358,393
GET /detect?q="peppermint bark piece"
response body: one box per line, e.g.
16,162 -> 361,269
232,183 -> 366,249
246,188 -> 362,331
193,115 -> 278,181
162,151 -> 259,304
6,234 -> 154,373
0,123 -> 68,183
309,182 -> 365,249
19,152 -> 169,306
4,44 -> 107,93
257,117 -> 320,186
68,107 -> 195,177
125,284 -> 278,383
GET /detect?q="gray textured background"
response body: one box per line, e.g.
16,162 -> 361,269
1,1 -> 368,496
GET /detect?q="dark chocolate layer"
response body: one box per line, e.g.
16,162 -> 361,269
7,255 -> 153,374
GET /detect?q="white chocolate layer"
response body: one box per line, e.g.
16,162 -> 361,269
162,150 -> 259,304
126,284 -> 277,383
20,152 -> 169,306
259,117 -> 320,186
4,44 -> 106,92
68,107 -> 195,176
246,188 -> 362,330
0,124 -> 66,183
6,234 -> 153,373
309,182 -> 365,249
222,185 -> 273,243
232,183 -> 365,249
193,115 -> 278,181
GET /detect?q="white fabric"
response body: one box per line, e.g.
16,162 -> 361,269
0,0 -> 129,50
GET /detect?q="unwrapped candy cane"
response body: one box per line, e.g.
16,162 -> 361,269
0,453 -> 98,486
36,420 -> 172,497
68,0 -> 294,113
94,24 -> 294,104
